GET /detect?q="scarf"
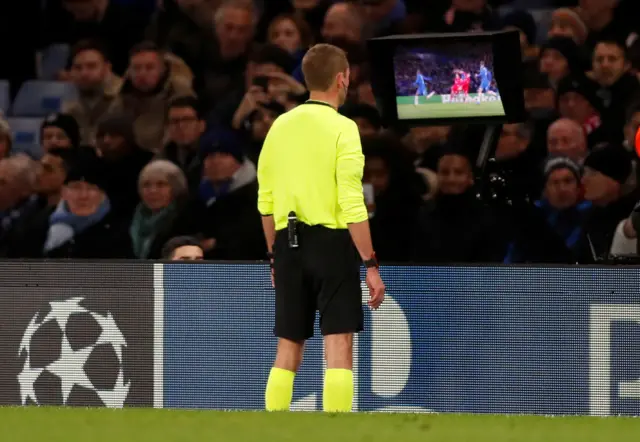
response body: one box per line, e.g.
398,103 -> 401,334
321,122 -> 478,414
43,198 -> 111,253
129,202 -> 179,259
199,179 -> 232,207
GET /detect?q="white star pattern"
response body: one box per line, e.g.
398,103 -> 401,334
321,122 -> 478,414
92,312 -> 127,362
96,368 -> 130,408
46,335 -> 95,404
18,315 -> 40,357
17,359 -> 43,405
43,297 -> 87,331
16,297 -> 131,407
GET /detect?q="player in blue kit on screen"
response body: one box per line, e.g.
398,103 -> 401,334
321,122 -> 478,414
476,61 -> 497,104
414,69 -> 434,105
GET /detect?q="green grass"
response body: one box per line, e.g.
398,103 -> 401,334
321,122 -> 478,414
397,95 -> 505,119
2,407 -> 639,442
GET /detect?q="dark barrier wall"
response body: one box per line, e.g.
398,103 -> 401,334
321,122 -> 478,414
0,262 -> 156,408
2,262 -> 640,416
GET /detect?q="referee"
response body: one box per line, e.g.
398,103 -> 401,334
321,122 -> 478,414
257,43 -> 385,413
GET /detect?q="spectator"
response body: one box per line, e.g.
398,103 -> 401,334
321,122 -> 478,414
112,41 -> 195,153
442,0 -> 500,33
267,13 -> 314,56
547,118 -> 588,163
190,0 -> 259,111
589,38 -> 640,142
161,235 -> 204,260
159,96 -> 207,193
580,0 -> 640,53
362,134 -> 424,262
578,144 -> 636,261
2,148 -> 74,257
0,154 -> 40,254
321,2 -> 365,44
33,148 -> 73,211
23,150 -> 132,258
229,44 -> 298,130
62,39 -> 123,146
491,122 -> 544,201
539,37 -> 589,87
361,0 -> 406,37
96,114 -> 154,220
41,113 -> 81,153
521,64 -> 556,117
502,10 -> 538,60
182,130 -> 265,260
412,149 -> 503,263
41,0 -> 149,75
505,157 -> 591,263
547,8 -> 588,46
340,103 -> 383,138
556,74 -> 608,148
130,159 -> 189,259
0,118 -> 12,160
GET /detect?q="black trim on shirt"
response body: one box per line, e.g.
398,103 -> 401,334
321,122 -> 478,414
304,100 -> 336,110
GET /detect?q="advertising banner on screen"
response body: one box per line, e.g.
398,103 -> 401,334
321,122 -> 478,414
163,264 -> 640,416
0,262 -> 155,408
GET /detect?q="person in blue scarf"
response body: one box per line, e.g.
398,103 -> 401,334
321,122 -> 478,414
39,148 -> 132,258
504,156 -> 591,263
129,159 -> 189,259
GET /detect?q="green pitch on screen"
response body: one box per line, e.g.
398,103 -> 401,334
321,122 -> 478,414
3,407 -> 639,442
397,95 -> 505,119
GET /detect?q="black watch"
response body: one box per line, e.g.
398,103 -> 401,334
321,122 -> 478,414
363,253 -> 378,269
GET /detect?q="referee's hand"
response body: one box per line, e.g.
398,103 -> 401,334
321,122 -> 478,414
366,268 -> 385,310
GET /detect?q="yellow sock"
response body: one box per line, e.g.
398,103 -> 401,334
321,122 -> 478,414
265,367 -> 295,411
323,368 -> 353,412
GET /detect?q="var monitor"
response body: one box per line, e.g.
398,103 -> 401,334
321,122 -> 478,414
367,31 -> 525,126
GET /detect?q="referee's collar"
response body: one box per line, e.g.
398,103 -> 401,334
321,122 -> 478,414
304,100 -> 337,110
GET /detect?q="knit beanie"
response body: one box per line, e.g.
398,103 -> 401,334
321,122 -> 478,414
41,113 -> 80,149
583,144 -> 632,183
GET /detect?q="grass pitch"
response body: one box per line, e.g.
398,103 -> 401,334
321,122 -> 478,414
397,95 -> 505,119
2,407 -> 639,442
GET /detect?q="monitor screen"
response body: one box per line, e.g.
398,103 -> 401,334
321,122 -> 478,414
393,42 -> 506,121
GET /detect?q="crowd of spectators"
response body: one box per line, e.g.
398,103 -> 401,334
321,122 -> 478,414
1,0 -> 640,264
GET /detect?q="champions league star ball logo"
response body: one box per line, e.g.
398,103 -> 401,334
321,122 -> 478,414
17,297 -> 130,407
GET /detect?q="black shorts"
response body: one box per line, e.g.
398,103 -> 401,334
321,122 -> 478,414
273,224 -> 363,341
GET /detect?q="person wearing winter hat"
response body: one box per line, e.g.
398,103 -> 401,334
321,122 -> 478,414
578,143 -> 637,261
184,128 -> 265,260
548,8 -> 588,45
41,113 -> 80,153
539,36 -> 590,86
502,10 -> 539,60
556,73 -> 610,148
34,148 -> 132,258
504,155 -> 591,263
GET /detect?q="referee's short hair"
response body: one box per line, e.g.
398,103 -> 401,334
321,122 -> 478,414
302,43 -> 349,92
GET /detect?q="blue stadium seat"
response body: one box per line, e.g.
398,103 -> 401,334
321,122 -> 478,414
7,117 -> 44,159
11,80 -> 77,117
40,44 -> 71,80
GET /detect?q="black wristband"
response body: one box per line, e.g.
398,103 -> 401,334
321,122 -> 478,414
363,253 -> 378,269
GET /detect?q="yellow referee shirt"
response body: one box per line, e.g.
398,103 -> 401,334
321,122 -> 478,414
257,100 -> 368,230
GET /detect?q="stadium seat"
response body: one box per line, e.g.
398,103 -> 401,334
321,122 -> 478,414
0,80 -> 10,115
11,80 -> 77,117
39,44 -> 71,80
7,117 -> 44,159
